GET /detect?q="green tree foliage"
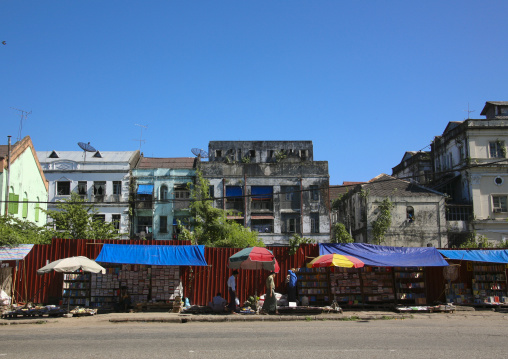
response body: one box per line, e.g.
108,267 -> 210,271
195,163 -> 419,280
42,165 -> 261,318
179,170 -> 264,248
371,198 -> 394,245
43,193 -> 120,240
331,222 -> 354,244
459,231 -> 492,248
0,215 -> 53,247
288,234 -> 315,255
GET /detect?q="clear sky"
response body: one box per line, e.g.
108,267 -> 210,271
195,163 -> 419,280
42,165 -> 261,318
2,1 -> 507,185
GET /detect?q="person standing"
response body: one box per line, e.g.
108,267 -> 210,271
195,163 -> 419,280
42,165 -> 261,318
287,268 -> 298,303
261,271 -> 278,314
227,270 -> 239,313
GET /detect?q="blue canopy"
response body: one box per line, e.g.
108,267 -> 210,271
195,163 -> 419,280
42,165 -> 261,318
251,186 -> 273,199
438,249 -> 508,264
137,184 -> 154,195
320,243 -> 449,267
226,186 -> 243,198
96,244 -> 208,266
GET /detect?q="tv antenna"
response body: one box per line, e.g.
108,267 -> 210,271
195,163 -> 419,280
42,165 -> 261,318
134,124 -> 148,151
78,141 -> 97,162
464,102 -> 475,119
11,107 -> 32,142
191,148 -> 208,161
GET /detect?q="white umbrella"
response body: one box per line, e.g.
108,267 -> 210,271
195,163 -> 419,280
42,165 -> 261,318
37,256 -> 106,275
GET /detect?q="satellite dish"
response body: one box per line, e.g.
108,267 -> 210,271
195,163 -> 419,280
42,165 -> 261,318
78,142 -> 97,152
191,148 -> 208,159
78,142 -> 97,162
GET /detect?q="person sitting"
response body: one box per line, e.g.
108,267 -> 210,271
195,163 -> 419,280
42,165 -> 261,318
209,292 -> 227,312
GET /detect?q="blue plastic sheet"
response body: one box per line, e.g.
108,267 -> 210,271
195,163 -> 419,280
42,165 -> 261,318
320,243 -> 449,267
96,244 -> 208,266
438,249 -> 508,264
137,184 -> 154,195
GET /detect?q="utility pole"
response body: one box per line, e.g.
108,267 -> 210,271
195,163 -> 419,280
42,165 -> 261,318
11,108 -> 32,142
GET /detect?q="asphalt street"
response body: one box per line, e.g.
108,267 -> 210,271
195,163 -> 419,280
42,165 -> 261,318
1,311 -> 508,359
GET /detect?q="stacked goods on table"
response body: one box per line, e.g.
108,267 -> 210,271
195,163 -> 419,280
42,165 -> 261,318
150,266 -> 180,302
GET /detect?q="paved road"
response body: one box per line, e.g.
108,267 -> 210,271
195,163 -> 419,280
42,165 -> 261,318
2,312 -> 508,359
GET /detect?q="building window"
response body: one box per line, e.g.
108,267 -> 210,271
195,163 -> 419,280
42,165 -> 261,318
35,197 -> 40,222
310,213 -> 320,233
251,219 -> 273,233
57,181 -> 71,196
22,194 -> 28,218
406,206 -> 415,222
112,214 -> 121,232
251,186 -> 273,211
113,181 -> 122,196
215,150 -> 222,157
249,150 -> 256,158
299,150 -> 308,160
93,214 -> 106,222
489,141 -> 506,158
495,177 -> 504,186
93,181 -> 106,202
137,216 -> 153,237
160,216 -> 168,233
8,190 -> 19,215
160,185 -> 169,200
310,185 -> 320,201
282,214 -> 300,233
493,195 -> 508,213
77,181 -> 87,199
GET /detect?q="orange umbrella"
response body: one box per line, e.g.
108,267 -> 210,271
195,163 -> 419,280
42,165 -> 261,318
307,253 -> 364,269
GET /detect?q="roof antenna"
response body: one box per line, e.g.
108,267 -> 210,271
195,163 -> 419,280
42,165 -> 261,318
134,124 -> 148,151
464,102 -> 475,119
11,107 -> 32,142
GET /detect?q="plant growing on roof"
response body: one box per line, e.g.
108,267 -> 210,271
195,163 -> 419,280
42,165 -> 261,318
371,197 -> 393,245
274,150 -> 287,163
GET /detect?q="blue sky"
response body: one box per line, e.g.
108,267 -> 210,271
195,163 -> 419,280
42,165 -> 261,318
2,1 -> 507,185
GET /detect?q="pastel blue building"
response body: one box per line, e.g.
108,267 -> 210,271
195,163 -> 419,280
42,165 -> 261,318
132,157 -> 196,240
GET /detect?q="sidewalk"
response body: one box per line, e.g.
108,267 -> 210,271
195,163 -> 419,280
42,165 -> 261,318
3,308 -> 508,326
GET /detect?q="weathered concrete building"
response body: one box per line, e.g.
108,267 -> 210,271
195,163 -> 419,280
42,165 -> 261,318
392,151 -> 433,185
200,141 -> 330,245
430,101 -> 508,246
331,174 -> 447,247
131,157 -> 196,240
37,149 -> 140,239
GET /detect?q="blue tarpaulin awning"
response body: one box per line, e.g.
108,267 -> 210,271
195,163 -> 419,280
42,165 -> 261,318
226,186 -> 243,198
320,243 -> 449,267
251,186 -> 273,200
438,249 -> 508,264
95,244 -> 208,266
137,184 -> 154,195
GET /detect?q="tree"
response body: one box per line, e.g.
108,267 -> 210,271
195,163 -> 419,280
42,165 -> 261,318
371,198 -> 393,245
459,231 -> 492,248
0,215 -> 53,247
43,193 -> 120,240
178,170 -> 264,248
288,234 -> 315,255
331,222 -> 354,244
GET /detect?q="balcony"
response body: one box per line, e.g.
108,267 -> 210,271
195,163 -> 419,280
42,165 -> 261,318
173,198 -> 191,211
92,195 -> 105,203
226,200 -> 243,213
136,200 -> 153,210
446,204 -> 473,221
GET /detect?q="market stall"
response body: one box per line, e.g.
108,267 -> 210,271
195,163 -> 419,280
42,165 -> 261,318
439,249 -> 508,308
89,244 -> 208,312
300,243 -> 449,310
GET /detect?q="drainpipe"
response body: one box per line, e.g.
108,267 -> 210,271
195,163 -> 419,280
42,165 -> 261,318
4,136 -> 11,217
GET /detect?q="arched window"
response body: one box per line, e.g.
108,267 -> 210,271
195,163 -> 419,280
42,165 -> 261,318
160,185 -> 168,200
406,206 -> 415,222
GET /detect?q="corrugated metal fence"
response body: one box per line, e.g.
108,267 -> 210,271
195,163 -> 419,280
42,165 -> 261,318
10,239 -> 318,306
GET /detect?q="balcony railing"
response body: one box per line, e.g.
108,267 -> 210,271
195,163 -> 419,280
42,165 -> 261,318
446,204 -> 473,221
136,200 -> 153,210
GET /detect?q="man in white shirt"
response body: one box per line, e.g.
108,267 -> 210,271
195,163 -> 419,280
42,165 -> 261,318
227,270 -> 239,313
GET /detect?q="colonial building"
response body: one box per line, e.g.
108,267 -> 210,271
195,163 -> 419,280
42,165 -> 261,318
200,141 -> 330,245
0,136 -> 48,225
331,174 -> 447,247
131,157 -> 196,240
37,149 -> 140,238
430,101 -> 508,246
391,151 -> 433,185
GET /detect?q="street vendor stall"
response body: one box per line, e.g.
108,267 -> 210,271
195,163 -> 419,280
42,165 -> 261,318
439,249 -> 508,307
299,243 -> 449,310
91,244 -> 208,312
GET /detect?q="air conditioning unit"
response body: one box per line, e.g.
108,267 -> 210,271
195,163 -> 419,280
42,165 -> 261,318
493,208 -> 502,213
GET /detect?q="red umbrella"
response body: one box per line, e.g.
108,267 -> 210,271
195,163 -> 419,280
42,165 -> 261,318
307,253 -> 364,269
228,247 -> 280,272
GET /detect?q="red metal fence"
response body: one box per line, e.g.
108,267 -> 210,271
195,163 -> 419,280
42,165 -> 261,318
9,239 -> 318,306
